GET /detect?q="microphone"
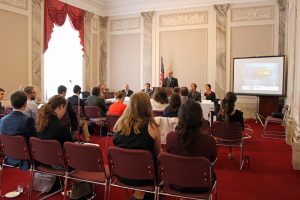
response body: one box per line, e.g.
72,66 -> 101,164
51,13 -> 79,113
69,80 -> 74,85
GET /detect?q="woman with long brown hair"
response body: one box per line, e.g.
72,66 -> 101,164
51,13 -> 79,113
217,92 -> 244,159
150,87 -> 169,111
36,95 -> 73,144
113,92 -> 161,200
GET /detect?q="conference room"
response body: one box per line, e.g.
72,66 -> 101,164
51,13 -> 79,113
0,0 -> 300,199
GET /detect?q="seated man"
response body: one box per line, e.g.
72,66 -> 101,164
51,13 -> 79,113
67,85 -> 91,142
108,91 -> 127,116
0,91 -> 36,170
87,87 -> 107,117
121,83 -> 134,97
141,83 -> 153,98
188,83 -> 201,102
23,86 -> 38,120
0,88 -> 5,114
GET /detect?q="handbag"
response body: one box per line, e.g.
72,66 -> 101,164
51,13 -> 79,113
32,172 -> 56,193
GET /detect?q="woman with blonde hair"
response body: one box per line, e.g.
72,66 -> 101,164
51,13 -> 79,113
36,95 -> 73,144
113,92 -> 161,200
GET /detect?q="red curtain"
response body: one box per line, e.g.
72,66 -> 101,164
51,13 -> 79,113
44,0 -> 84,52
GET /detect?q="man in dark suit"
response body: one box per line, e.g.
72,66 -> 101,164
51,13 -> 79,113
204,84 -> 216,102
58,85 -> 78,131
141,83 -> 153,98
162,70 -> 179,88
188,83 -> 201,102
86,87 -> 107,117
0,90 -> 36,170
0,88 -> 5,114
121,83 -> 134,97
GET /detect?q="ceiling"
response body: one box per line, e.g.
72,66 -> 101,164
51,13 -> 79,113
61,0 -> 270,16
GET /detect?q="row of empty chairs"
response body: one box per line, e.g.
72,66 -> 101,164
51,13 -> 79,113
0,135 -> 217,200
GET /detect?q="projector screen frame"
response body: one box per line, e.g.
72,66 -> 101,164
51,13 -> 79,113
232,55 -> 287,97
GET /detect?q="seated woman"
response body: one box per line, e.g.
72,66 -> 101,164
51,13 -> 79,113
36,95 -> 73,145
113,92 -> 161,200
163,93 -> 181,118
217,92 -> 244,159
108,91 -> 127,116
150,87 -> 169,111
166,100 -> 217,192
204,84 -> 216,102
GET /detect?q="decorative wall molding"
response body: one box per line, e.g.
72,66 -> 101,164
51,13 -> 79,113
99,16 -> 108,85
83,11 -> 93,92
277,0 -> 288,55
159,11 -> 208,27
111,17 -> 140,31
231,5 -> 274,22
0,0 -> 28,10
92,18 -> 98,31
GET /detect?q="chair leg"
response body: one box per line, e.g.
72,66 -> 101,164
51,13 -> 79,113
103,179 -> 108,200
107,179 -> 111,200
106,134 -> 109,151
0,164 -> 4,196
27,168 -> 34,200
63,175 -> 68,200
240,145 -> 244,171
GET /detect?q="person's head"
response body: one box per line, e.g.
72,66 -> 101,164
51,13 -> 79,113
173,87 -> 180,94
145,83 -> 151,91
220,92 -> 237,122
167,94 -> 181,112
180,87 -> 189,97
191,83 -> 197,92
23,86 -> 36,100
10,91 -> 28,110
99,83 -> 105,93
115,91 -> 125,102
57,85 -> 67,97
73,85 -> 81,95
113,92 -> 157,135
36,95 -> 67,132
92,87 -> 100,96
205,84 -> 212,92
124,83 -> 129,91
176,100 -> 204,154
0,88 -> 5,101
153,87 -> 169,104
167,70 -> 173,78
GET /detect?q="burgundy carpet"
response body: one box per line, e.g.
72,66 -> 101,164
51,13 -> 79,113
1,120 -> 300,200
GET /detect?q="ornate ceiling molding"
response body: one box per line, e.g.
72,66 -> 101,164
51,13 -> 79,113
231,5 -> 274,22
159,11 -> 208,27
110,17 -> 140,31
0,0 -> 28,10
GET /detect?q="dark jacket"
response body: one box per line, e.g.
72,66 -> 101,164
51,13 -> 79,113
162,77 -> 179,88
67,95 -> 85,116
188,91 -> 201,102
86,95 -> 107,116
121,89 -> 134,97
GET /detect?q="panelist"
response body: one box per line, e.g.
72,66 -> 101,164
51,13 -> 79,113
122,83 -> 134,97
188,83 -> 201,102
141,83 -> 153,98
204,84 -> 216,102
162,70 -> 179,88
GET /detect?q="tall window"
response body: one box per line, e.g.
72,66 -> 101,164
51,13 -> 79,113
44,15 -> 83,101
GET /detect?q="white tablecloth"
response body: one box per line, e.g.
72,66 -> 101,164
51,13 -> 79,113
105,97 -> 130,105
200,101 -> 215,120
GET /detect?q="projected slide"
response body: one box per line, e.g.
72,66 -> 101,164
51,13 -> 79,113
233,56 -> 285,96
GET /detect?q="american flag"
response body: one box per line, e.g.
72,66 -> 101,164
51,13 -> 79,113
160,56 -> 165,86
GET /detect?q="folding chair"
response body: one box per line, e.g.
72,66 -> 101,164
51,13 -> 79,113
0,134 -> 33,199
84,106 -> 107,136
107,146 -> 158,200
106,114 -> 121,150
263,105 -> 289,139
153,110 -> 164,117
158,152 -> 216,200
212,121 -> 244,170
64,142 -> 109,200
29,137 -> 68,200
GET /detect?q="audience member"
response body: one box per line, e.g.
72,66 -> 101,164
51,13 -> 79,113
36,95 -> 73,145
98,83 -> 106,97
162,70 -> 179,88
57,85 -> 78,131
180,87 -> 189,104
0,88 -> 5,114
67,85 -> 91,142
23,86 -> 38,120
204,84 -> 216,102
87,87 -> 107,117
141,83 -> 153,97
188,83 -> 201,102
163,93 -> 181,118
150,87 -> 169,111
113,92 -> 160,200
122,83 -> 134,97
172,87 -> 180,94
217,92 -> 244,159
0,91 -> 36,170
166,100 -> 217,192
108,91 -> 127,116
